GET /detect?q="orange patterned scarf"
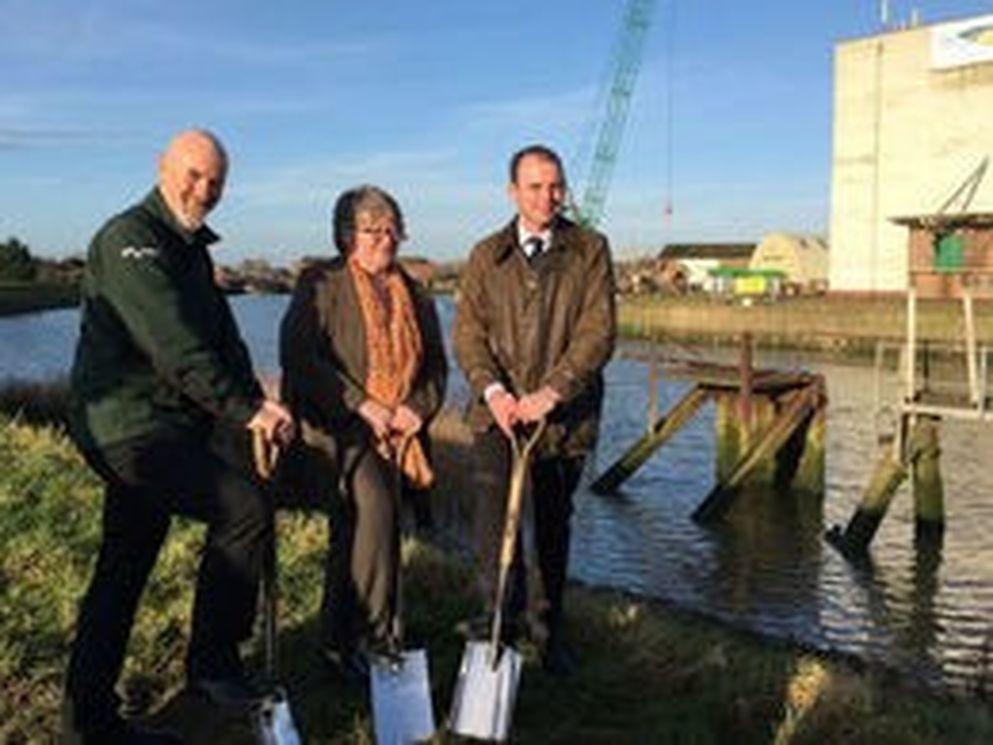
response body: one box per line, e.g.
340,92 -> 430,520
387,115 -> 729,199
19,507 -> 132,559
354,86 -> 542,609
348,254 -> 434,488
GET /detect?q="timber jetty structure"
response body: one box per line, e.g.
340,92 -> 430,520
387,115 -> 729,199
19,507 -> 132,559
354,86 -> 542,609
828,212 -> 993,557
592,335 -> 827,522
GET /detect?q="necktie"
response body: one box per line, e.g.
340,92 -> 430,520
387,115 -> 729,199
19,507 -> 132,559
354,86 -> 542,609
525,236 -> 544,264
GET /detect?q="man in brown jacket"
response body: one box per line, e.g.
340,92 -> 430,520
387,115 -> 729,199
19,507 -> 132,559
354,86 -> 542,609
453,144 -> 616,674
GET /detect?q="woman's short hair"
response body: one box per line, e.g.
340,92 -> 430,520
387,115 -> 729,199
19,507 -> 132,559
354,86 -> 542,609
332,185 -> 406,255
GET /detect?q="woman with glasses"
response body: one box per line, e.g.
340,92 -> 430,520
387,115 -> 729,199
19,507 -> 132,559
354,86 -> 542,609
279,185 -> 447,679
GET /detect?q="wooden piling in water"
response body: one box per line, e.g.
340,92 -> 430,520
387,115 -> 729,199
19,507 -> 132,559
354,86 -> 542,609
714,391 -> 777,486
825,450 -> 907,556
591,385 -> 710,494
776,402 -> 825,494
739,333 -> 754,440
911,415 -> 945,540
826,415 -> 941,555
647,352 -> 660,429
715,392 -> 742,484
694,382 -> 825,522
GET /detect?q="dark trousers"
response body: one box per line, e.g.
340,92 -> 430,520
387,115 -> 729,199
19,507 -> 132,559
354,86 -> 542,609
471,429 -> 584,641
64,430 -> 271,733
322,445 -> 400,650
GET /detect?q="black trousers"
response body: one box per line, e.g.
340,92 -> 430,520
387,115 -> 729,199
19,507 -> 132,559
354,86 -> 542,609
322,445 -> 400,651
471,429 -> 584,642
64,429 -> 271,733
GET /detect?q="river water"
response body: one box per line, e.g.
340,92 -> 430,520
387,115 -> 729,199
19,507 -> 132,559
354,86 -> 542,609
2,295 -> 992,694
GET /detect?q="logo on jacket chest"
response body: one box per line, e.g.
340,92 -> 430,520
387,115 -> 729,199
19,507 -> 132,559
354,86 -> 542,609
120,245 -> 160,260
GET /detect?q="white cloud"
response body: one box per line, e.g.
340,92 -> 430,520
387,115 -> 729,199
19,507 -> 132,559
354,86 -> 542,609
0,125 -> 138,149
456,85 -> 596,135
232,148 -> 465,209
0,1 -> 375,64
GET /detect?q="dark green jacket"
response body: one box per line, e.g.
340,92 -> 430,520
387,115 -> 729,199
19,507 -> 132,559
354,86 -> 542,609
69,189 -> 262,452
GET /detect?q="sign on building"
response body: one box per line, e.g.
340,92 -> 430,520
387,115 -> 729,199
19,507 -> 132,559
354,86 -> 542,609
931,14 -> 993,70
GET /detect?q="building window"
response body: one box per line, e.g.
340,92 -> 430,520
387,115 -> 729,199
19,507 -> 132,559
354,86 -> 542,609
934,232 -> 964,273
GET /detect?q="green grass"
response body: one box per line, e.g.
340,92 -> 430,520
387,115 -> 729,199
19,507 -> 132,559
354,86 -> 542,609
0,280 -> 78,316
1,411 -> 991,743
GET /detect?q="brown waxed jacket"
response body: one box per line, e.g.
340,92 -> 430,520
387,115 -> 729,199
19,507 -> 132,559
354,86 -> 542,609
279,257 -> 447,482
453,215 -> 616,457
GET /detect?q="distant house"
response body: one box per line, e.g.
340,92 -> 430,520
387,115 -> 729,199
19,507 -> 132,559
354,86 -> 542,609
213,264 -> 246,294
893,211 -> 993,299
749,233 -> 829,293
656,242 -> 756,291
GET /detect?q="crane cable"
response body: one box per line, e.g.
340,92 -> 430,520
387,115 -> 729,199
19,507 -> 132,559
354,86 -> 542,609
663,1 -> 676,235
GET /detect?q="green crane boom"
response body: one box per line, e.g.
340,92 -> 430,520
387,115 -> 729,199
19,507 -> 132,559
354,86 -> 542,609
573,0 -> 657,228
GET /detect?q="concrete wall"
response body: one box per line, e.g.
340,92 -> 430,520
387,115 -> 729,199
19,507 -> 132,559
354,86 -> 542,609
829,18 -> 993,292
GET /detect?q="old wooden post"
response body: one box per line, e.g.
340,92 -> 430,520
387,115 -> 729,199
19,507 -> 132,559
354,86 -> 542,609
739,332 -> 754,439
715,390 -> 777,486
780,403 -> 825,495
826,415 -> 940,555
591,385 -> 710,494
714,391 -> 742,484
825,447 -> 907,556
647,350 -> 660,430
911,415 -> 945,540
694,382 -> 824,522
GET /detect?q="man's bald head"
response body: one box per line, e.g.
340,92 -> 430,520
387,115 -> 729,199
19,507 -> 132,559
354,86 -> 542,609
158,129 -> 228,231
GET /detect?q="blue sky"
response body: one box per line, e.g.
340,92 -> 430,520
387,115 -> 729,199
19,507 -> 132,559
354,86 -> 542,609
2,0 -> 991,262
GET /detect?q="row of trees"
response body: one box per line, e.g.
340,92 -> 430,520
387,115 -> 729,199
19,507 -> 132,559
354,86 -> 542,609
0,237 -> 37,281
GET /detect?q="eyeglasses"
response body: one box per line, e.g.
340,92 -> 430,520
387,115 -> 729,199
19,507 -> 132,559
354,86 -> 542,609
356,226 -> 402,242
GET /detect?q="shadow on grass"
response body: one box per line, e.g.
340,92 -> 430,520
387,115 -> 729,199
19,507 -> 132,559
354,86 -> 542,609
0,377 -> 70,428
2,398 -> 991,742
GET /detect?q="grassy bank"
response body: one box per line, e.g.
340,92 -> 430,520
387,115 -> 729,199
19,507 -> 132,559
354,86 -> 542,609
2,404 -> 992,742
0,280 -> 79,316
619,295 -> 993,354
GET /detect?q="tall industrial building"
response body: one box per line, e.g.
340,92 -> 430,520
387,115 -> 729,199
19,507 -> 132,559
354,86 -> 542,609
830,13 -> 993,292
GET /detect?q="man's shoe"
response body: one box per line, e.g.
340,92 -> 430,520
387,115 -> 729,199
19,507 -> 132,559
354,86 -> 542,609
63,717 -> 184,745
542,637 -> 579,677
192,673 -> 269,710
107,720 -> 185,745
61,699 -> 184,745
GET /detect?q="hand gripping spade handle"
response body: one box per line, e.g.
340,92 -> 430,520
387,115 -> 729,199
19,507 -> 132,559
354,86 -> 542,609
251,430 -> 302,745
488,419 -> 547,666
448,419 -> 546,743
368,434 -> 438,745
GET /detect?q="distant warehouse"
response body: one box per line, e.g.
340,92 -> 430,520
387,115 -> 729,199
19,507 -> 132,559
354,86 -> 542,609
830,12 -> 993,293
656,242 -> 755,293
657,235 -> 827,296
750,233 -> 829,294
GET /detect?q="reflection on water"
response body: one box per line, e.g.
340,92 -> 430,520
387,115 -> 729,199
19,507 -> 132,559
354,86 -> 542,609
2,296 -> 992,694
578,348 -> 993,694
